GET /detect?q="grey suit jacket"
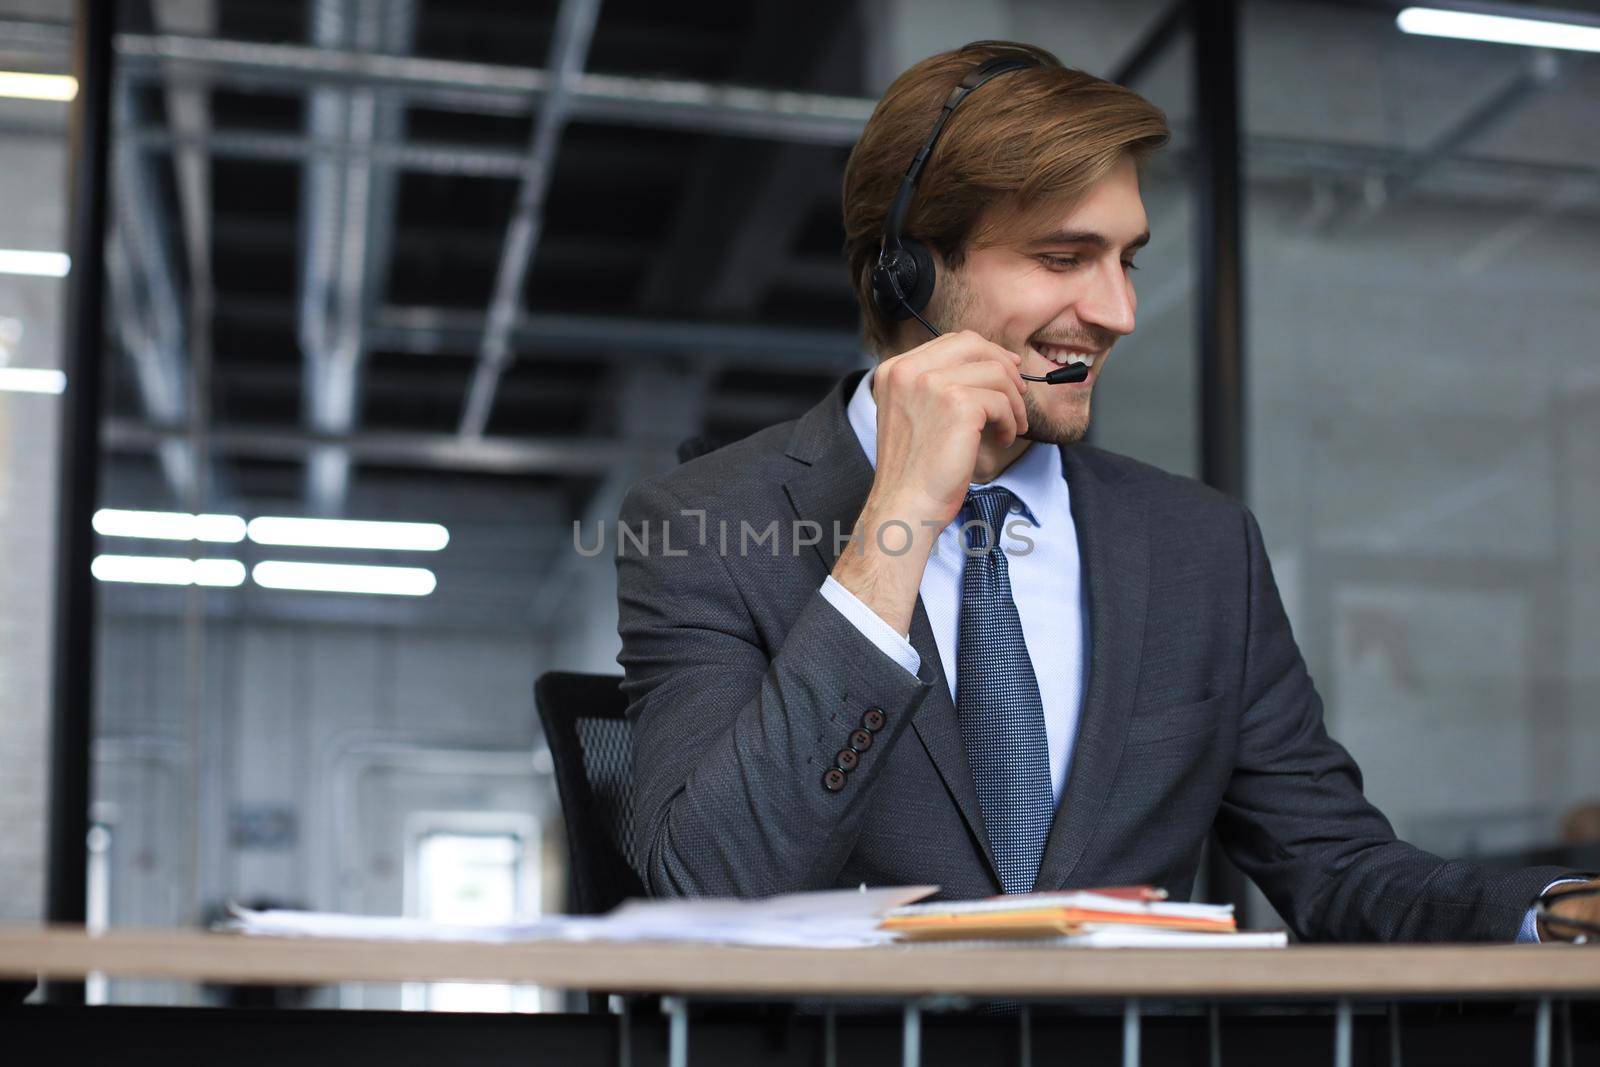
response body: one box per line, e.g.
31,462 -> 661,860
615,370 -> 1568,941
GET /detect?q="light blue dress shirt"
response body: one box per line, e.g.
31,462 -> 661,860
817,367 -> 1571,939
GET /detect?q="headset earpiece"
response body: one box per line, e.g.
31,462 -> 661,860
870,237 -> 936,321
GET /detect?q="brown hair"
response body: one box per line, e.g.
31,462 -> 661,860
842,40 -> 1170,354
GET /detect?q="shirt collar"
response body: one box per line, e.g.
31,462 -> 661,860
845,366 -> 1057,527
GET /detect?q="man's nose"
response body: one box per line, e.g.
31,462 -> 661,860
1076,259 -> 1137,337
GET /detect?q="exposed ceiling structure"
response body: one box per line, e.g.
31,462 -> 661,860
102,0 -> 879,515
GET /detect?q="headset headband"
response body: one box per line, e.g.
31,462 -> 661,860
880,56 -> 1038,258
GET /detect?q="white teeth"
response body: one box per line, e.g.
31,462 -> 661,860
1036,345 -> 1094,368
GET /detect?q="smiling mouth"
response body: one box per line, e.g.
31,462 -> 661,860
1028,342 -> 1100,381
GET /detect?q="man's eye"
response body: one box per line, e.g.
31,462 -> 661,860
1039,254 -> 1080,270
1123,260 -> 1140,272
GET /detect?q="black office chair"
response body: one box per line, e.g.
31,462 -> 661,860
534,671 -> 646,918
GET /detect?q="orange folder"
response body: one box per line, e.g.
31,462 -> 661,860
879,885 -> 1237,942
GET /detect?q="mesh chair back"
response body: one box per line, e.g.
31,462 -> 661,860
534,671 -> 645,915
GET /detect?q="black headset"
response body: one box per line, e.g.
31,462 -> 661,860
868,54 -> 1086,386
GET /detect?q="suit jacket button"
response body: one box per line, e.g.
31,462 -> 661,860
835,748 -> 859,772
861,707 -> 887,732
849,729 -> 873,752
822,768 -> 847,792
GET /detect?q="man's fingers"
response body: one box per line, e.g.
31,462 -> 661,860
932,362 -> 1028,436
886,330 -> 1024,389
963,385 -> 1020,448
937,331 -> 1024,380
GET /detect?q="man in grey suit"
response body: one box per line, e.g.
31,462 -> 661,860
615,41 -> 1598,942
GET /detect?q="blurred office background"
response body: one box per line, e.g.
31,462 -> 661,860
1,0 -> 1596,1009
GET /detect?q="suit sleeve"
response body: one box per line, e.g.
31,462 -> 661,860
1213,506 -> 1574,942
820,575 -> 922,676
615,476 -> 942,898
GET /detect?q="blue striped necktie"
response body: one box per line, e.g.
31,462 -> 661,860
956,486 -> 1055,894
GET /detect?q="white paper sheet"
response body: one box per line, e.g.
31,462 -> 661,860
229,885 -> 939,949
1061,926 -> 1287,948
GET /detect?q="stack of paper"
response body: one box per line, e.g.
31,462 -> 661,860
881,886 -> 1287,947
230,885 -> 938,950
231,885 -> 1285,950
576,885 -> 937,947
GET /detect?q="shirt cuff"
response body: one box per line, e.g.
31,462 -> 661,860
1517,877 -> 1591,943
819,576 -> 921,677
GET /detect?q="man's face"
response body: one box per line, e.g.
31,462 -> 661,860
923,155 -> 1149,446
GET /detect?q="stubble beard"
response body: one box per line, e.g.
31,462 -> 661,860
1022,389 -> 1090,447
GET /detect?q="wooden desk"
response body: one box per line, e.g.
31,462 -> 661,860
3,927 -> 1597,1067
1,926 -> 1597,998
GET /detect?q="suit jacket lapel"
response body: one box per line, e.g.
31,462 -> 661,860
782,372 -> 999,886
1034,444 -> 1149,891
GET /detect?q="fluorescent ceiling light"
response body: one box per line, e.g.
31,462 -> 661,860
247,516 -> 450,551
91,554 -> 246,588
0,367 -> 66,394
0,71 -> 77,102
93,509 -> 247,543
1396,7 -> 1600,53
0,250 -> 70,277
252,560 -> 437,596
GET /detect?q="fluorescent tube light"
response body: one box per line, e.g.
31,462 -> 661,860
252,560 -> 437,596
91,554 -> 246,587
0,71 -> 77,102
0,367 -> 66,394
1396,7 -> 1600,53
93,509 -> 247,543
0,250 -> 70,277
247,516 -> 450,551
192,559 -> 248,587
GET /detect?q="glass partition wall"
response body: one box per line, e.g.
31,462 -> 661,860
1242,0 -> 1600,900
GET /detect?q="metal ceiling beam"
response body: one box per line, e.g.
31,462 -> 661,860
1314,50 -> 1570,233
151,0 -> 217,511
211,296 -> 864,368
133,127 -> 534,178
211,220 -> 651,280
297,0 -> 417,513
179,362 -> 823,429
113,32 -> 875,145
108,83 -> 194,501
131,127 -> 687,181
106,232 -> 194,498
372,305 -> 863,367
458,0 -> 603,439
106,120 -> 1600,201
104,418 -> 662,476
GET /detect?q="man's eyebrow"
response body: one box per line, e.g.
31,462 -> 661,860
1026,229 -> 1151,253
